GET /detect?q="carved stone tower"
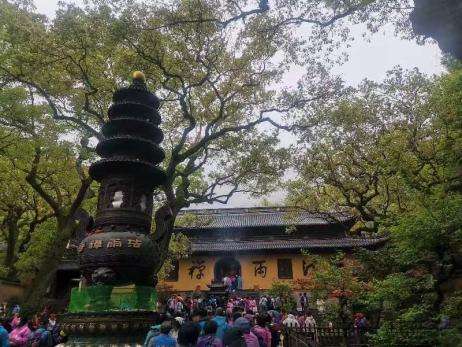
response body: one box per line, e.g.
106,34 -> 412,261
78,72 -> 165,287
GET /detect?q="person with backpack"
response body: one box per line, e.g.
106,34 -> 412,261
298,294 -> 306,313
197,320 -> 223,347
251,315 -> 271,347
302,293 -> 309,310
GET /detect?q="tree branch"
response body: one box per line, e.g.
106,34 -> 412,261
25,147 -> 61,214
0,68 -> 102,140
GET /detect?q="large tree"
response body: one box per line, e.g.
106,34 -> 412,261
287,65 -> 462,344
287,68 -> 447,230
0,85 -> 92,303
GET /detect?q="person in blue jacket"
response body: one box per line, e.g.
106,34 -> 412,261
150,321 -> 176,347
211,308 -> 228,340
0,318 -> 9,347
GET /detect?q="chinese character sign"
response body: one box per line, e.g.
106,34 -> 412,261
78,238 -> 143,251
188,260 -> 206,280
127,239 -> 142,248
89,240 -> 103,249
302,259 -> 314,276
107,239 -> 123,248
253,260 -> 267,278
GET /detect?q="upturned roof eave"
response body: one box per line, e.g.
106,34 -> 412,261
189,236 -> 389,254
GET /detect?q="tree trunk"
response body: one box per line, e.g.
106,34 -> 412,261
4,211 -> 21,278
5,222 -> 17,268
152,205 -> 176,276
22,218 -> 77,311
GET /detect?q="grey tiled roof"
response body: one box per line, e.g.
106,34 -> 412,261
177,207 -> 352,229
191,237 -> 388,252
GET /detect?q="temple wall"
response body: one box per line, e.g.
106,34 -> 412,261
0,280 -> 24,302
159,253 -> 315,292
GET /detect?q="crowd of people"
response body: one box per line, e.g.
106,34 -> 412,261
165,294 -> 285,318
0,293 -> 369,347
222,275 -> 242,292
150,293 -> 327,347
0,304 -> 67,347
153,292 -> 372,347
148,301 -> 280,347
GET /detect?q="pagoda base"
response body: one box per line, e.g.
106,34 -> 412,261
60,311 -> 159,346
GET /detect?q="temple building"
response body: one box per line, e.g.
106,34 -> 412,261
50,206 -> 386,302
157,207 -> 387,293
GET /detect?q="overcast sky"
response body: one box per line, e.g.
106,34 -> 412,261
33,0 -> 445,208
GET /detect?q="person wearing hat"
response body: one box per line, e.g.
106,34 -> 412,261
233,318 -> 259,347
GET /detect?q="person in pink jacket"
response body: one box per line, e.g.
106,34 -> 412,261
251,315 -> 272,347
234,318 -> 259,347
9,317 -> 31,347
226,299 -> 234,317
10,314 -> 20,329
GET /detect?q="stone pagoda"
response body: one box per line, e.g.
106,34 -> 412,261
79,71 -> 165,287
61,72 -> 166,345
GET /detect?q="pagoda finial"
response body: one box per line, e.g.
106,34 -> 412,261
130,70 -> 147,90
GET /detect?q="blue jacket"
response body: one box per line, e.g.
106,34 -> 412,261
151,333 -> 176,347
212,316 -> 228,340
198,320 -> 207,335
144,325 -> 160,347
0,326 -> 9,347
